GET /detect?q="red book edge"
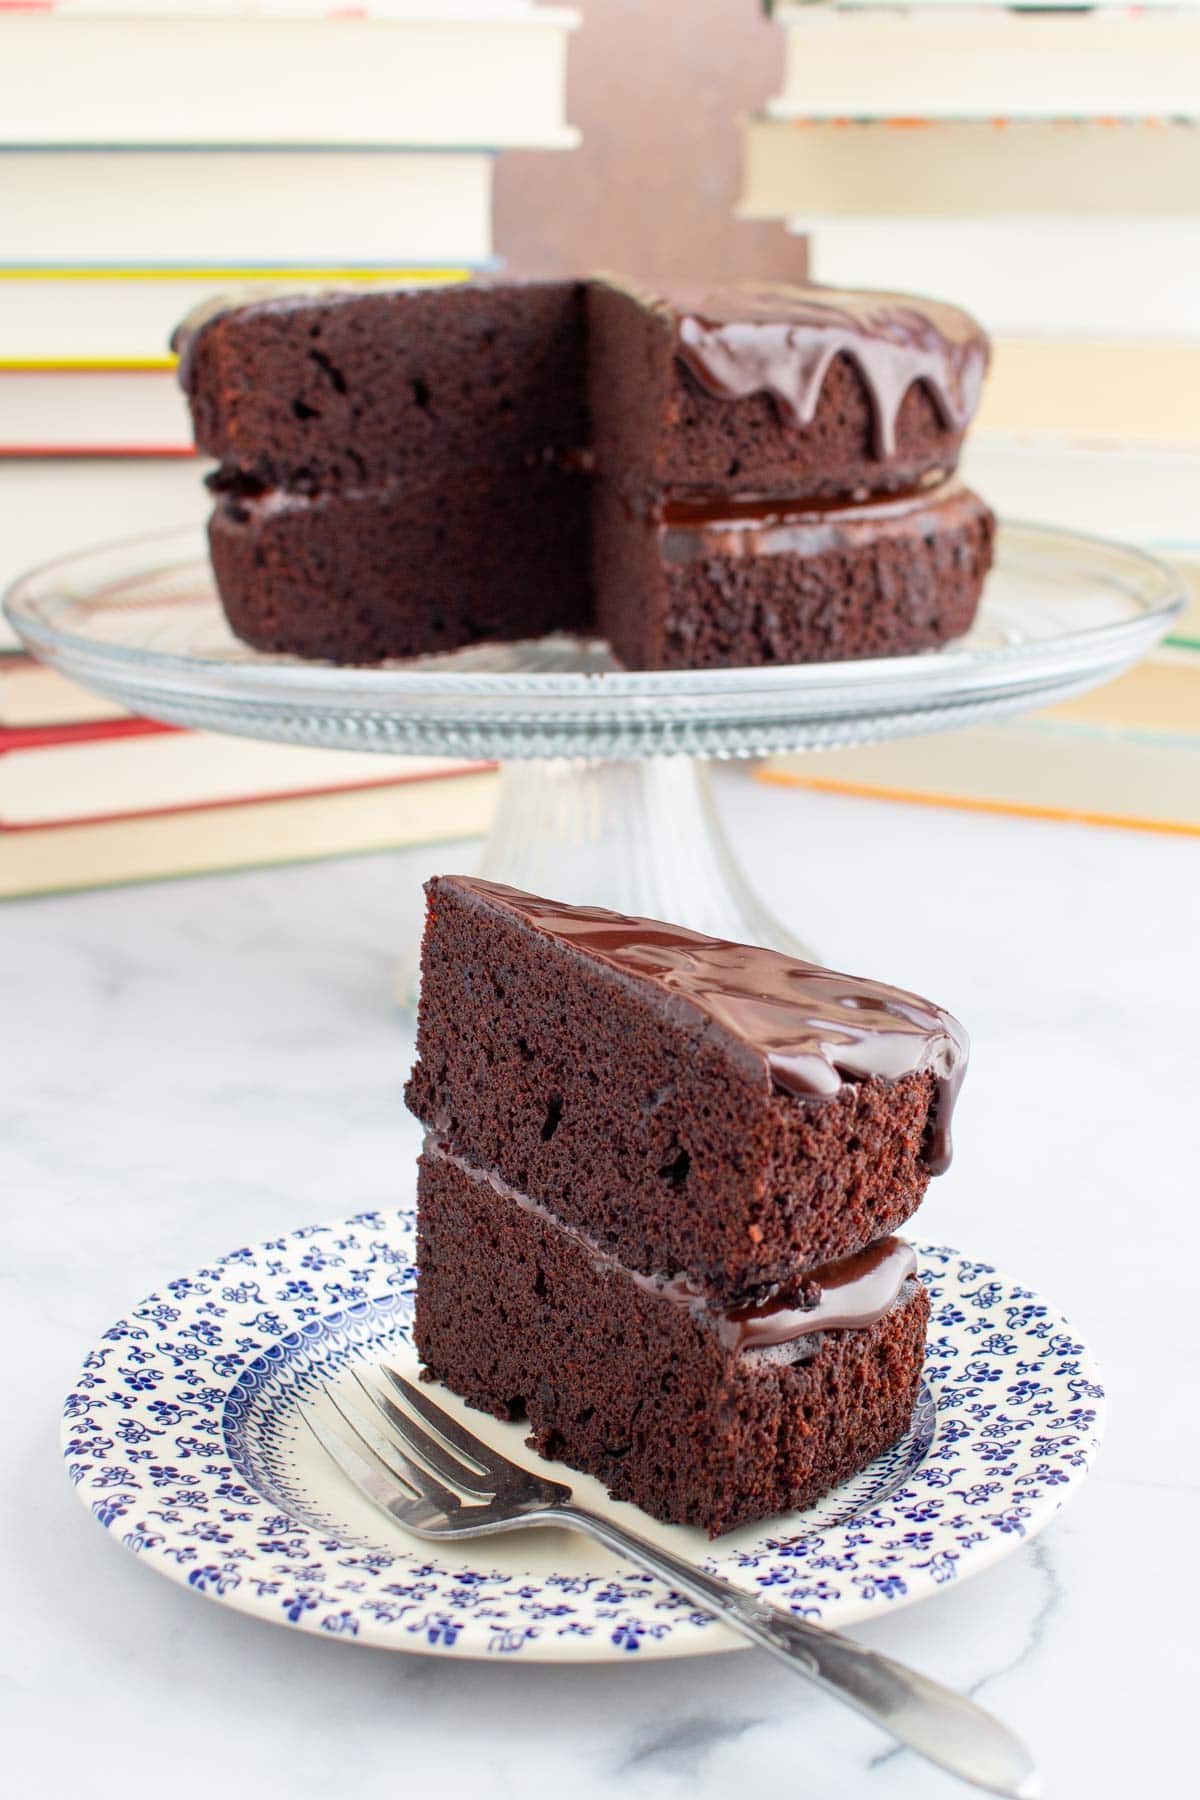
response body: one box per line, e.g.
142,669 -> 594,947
1,715 -> 178,753
3,759 -> 496,836
0,446 -> 197,459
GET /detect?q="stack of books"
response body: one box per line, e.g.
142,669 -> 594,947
2,0 -> 580,895
747,1 -> 1200,835
0,724 -> 498,899
759,567 -> 1200,836
744,2 -> 1200,460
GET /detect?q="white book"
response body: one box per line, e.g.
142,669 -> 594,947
768,9 -> 1200,118
0,767 -> 497,901
35,3 -> 545,15
0,370 -> 195,452
0,658 -> 131,727
961,434 -> 1200,547
1,455 -> 211,652
975,339 -> 1200,448
0,727 -> 485,827
796,218 -> 1200,337
0,268 -> 465,362
741,116 -> 1200,220
0,5 -> 580,148
776,2 -> 1200,12
0,149 -> 494,266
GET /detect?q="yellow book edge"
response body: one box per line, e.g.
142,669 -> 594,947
1,358 -> 182,373
0,268 -> 471,283
758,644 -> 1200,836
757,765 -> 1200,839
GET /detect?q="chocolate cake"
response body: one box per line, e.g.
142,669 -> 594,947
176,277 -> 994,671
405,876 -> 968,1537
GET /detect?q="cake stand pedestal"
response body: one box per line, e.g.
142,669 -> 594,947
5,518 -> 1184,980
475,755 -> 810,956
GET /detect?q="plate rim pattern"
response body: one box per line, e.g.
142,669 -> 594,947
61,1207 -> 1105,1663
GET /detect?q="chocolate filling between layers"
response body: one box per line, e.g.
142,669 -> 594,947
425,1136 -> 918,1356
653,475 -> 979,565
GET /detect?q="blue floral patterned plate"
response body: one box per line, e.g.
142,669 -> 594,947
61,1210 -> 1104,1662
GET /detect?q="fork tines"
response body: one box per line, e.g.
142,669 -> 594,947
301,1362 -> 570,1539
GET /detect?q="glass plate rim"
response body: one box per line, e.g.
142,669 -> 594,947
4,515 -> 1187,705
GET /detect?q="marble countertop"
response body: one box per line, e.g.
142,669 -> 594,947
3,766 -> 1194,1799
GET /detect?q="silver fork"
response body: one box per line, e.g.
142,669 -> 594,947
303,1367 -> 1039,1800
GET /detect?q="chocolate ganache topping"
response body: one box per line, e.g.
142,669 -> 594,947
461,879 -> 968,1174
667,282 -> 989,461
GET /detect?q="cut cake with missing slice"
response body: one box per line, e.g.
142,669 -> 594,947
176,276 -> 994,670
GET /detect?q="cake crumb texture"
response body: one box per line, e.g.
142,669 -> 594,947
415,1143 -> 929,1538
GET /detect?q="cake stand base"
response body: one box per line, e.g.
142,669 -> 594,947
402,755 -> 809,1005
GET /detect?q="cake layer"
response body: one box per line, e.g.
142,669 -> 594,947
594,478 -> 994,670
415,1138 -> 929,1536
587,277 -> 987,500
406,876 -> 967,1302
177,281 -> 588,493
208,466 -> 591,663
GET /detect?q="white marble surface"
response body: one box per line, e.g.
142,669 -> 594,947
2,765 -> 1196,1798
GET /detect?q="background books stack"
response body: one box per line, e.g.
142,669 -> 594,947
760,582 -> 1200,837
743,2 -> 1200,493
748,0 -> 1200,835
2,0 -> 580,895
0,725 -> 498,900
745,2 -> 1200,445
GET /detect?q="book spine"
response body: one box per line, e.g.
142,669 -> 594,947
0,715 -> 176,754
2,759 -> 495,837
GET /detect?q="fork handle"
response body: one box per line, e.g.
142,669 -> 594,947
547,1505 -> 1038,1800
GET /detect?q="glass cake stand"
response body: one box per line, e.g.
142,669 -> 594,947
5,519 -> 1184,963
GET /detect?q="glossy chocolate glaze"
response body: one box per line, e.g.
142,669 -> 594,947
663,282 -> 988,460
426,1136 -> 918,1353
457,878 -> 968,1174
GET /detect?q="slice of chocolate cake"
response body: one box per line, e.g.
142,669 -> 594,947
175,281 -> 592,662
406,876 -> 968,1536
176,275 -> 994,671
